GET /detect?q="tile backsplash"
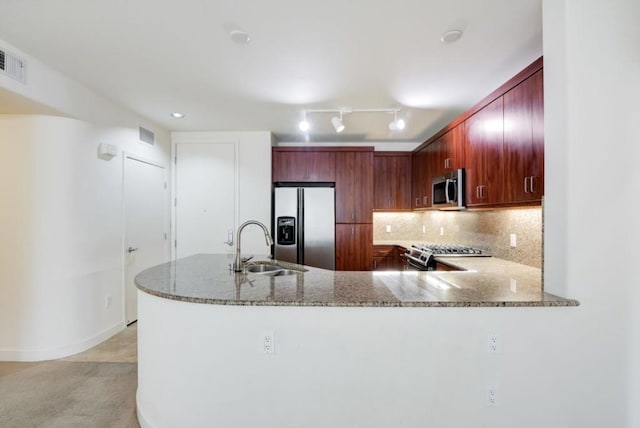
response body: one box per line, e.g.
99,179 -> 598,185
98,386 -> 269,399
373,207 -> 542,268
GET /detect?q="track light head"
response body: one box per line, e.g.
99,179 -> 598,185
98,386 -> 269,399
297,107 -> 405,134
299,112 -> 310,132
389,111 -> 405,131
331,113 -> 345,133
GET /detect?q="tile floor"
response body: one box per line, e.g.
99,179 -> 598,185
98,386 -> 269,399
0,323 -> 139,427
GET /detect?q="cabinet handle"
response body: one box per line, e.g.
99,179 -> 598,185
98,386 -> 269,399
524,177 -> 530,193
415,197 -> 420,207
423,196 -> 429,205
477,185 -> 486,199
373,260 -> 377,269
351,226 -> 355,236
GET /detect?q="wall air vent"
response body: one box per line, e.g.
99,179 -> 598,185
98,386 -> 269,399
139,126 -> 155,146
0,48 -> 27,83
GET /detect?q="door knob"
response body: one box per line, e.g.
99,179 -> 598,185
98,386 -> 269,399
127,247 -> 138,253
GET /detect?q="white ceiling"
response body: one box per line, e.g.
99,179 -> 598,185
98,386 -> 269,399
0,0 -> 542,143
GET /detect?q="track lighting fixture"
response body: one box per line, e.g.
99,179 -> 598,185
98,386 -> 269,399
331,112 -> 345,133
298,112 -> 310,131
298,108 -> 405,134
389,111 -> 405,131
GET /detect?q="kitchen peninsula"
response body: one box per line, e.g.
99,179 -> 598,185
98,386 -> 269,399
135,254 -> 577,428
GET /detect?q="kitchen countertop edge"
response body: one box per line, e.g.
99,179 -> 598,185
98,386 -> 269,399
137,284 -> 579,308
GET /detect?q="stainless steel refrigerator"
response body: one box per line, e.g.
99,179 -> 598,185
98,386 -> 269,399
273,186 -> 335,270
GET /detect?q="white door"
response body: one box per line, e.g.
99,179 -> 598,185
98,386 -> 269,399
124,156 -> 167,325
175,142 -> 236,258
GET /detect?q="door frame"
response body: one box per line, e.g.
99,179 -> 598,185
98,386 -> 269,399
171,134 -> 240,260
122,153 -> 169,324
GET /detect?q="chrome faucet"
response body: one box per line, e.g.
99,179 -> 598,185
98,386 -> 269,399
233,220 -> 274,272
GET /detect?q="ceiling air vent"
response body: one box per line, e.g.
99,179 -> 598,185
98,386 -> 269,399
0,48 -> 27,83
138,126 -> 155,146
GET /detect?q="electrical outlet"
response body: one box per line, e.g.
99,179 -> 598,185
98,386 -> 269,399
488,335 -> 500,353
487,386 -> 498,407
510,233 -> 517,247
385,225 -> 392,233
263,333 -> 274,354
440,226 -> 444,236
422,225 -> 426,233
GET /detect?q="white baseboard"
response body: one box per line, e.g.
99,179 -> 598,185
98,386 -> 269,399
0,321 -> 125,362
137,389 -> 155,428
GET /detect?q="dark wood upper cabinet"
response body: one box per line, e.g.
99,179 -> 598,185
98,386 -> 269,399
411,57 -> 543,209
272,149 -> 335,182
530,69 -> 545,200
373,153 -> 412,211
501,68 -> 545,204
465,96 -> 505,206
411,146 -> 432,209
446,124 -> 466,171
335,151 -> 373,223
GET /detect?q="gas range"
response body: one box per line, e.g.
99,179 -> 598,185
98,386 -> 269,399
404,243 -> 488,270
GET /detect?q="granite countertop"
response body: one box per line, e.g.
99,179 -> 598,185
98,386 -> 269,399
135,254 -> 579,308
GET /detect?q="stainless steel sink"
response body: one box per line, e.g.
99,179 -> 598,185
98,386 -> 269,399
245,264 -> 282,273
244,264 -> 300,276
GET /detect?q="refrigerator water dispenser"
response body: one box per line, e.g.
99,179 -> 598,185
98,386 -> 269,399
277,217 -> 296,245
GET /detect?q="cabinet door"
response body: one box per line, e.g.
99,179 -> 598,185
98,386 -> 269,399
411,147 -> 431,209
391,155 -> 412,210
335,224 -> 373,271
373,154 -> 411,211
411,151 -> 422,209
446,124 -> 466,171
503,70 -> 544,203
530,69 -> 544,200
465,97 -> 505,206
272,151 -> 335,182
336,151 -> 373,223
373,155 -> 392,210
430,136 -> 447,178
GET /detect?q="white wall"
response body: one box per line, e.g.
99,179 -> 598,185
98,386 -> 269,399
0,38 -> 158,128
0,40 -> 171,360
171,131 -> 272,256
138,2 -> 640,428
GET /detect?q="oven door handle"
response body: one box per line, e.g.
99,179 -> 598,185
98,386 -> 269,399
406,254 -> 425,265
406,253 -> 434,268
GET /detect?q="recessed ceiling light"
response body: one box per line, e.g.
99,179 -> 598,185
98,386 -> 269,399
440,29 -> 463,44
170,112 -> 185,118
229,30 -> 251,44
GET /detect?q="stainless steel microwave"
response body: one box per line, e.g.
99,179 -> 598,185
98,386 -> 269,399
432,168 -> 465,210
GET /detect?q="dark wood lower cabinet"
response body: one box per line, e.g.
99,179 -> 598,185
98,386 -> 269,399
335,224 -> 373,271
372,245 -> 407,271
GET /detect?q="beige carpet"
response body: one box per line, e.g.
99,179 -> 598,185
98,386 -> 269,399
0,325 -> 139,428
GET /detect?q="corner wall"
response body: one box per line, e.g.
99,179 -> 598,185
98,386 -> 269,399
0,115 -> 170,360
0,40 -> 171,360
